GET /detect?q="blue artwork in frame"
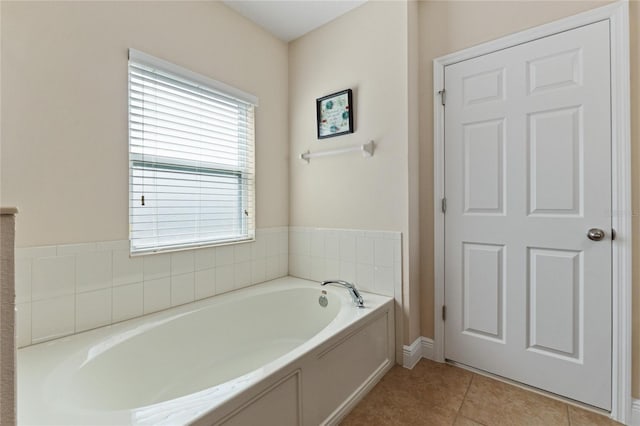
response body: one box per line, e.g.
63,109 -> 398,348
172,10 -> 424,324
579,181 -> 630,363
316,89 -> 354,139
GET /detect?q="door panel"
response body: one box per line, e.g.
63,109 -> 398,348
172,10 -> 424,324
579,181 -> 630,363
527,247 -> 582,359
528,107 -> 582,215
463,119 -> 505,214
462,243 -> 505,342
444,20 -> 611,409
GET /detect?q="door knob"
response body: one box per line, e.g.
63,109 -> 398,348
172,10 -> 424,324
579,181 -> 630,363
587,228 -> 606,241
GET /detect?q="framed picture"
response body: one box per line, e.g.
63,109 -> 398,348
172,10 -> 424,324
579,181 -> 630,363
316,89 -> 353,139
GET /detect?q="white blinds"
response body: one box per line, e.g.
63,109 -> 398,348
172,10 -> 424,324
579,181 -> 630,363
128,49 -> 256,254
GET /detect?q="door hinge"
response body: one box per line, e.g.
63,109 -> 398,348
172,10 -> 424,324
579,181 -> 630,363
442,305 -> 447,321
612,228 -> 616,241
438,89 -> 446,106
141,195 -> 145,206
441,197 -> 447,214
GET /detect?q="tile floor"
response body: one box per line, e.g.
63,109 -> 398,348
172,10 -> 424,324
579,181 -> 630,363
341,359 -> 621,426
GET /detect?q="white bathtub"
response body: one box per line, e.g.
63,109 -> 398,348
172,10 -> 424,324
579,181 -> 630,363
18,276 -> 395,425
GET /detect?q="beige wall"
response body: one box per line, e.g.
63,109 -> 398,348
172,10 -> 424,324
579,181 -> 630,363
0,1 -> 289,248
417,0 -> 639,398
3,0 -> 638,399
289,0 -> 422,343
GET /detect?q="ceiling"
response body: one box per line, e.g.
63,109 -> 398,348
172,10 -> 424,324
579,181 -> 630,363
223,0 -> 368,42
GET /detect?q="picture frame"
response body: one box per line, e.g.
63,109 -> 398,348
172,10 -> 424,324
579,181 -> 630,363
316,89 -> 354,139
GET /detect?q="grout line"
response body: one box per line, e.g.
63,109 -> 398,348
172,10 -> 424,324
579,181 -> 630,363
457,372 -> 475,414
566,404 -> 572,426
446,360 -> 609,417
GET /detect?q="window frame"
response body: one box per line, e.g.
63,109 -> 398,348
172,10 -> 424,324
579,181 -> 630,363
127,49 -> 257,255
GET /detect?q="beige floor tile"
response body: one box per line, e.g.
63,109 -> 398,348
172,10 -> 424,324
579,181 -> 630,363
459,374 -> 570,426
340,359 -> 472,426
567,405 -> 622,426
454,415 -> 485,425
341,360 -> 618,426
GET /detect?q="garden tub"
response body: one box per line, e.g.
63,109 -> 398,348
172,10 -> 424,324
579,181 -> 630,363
18,276 -> 395,425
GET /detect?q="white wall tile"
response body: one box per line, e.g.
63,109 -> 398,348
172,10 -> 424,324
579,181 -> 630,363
325,231 -> 339,260
356,263 -> 374,292
76,251 -> 112,293
325,259 -> 339,278
279,230 -> 289,255
234,261 -> 252,288
310,231 -> 325,258
16,228 -> 288,347
171,273 -> 195,306
374,239 -> 395,268
265,232 -> 279,258
143,277 -> 171,314
76,288 -> 112,332
216,265 -> 235,293
339,233 -> 356,262
288,255 -> 302,278
195,268 -> 216,299
356,236 -> 374,265
171,251 -> 194,276
143,253 -> 171,281
374,266 -> 394,297
234,243 -> 251,263
290,229 -> 310,256
339,260 -> 356,283
216,246 -> 235,266
251,259 -> 266,285
112,282 -> 143,322
251,238 -> 266,260
297,256 -> 311,279
113,250 -> 143,286
32,256 -> 75,301
194,247 -> 216,271
278,254 -> 288,278
96,240 -> 129,251
32,295 -> 75,343
265,256 -> 280,281
15,258 -> 31,304
16,246 -> 57,260
16,303 -> 31,348
57,242 -> 97,256
310,257 -> 325,281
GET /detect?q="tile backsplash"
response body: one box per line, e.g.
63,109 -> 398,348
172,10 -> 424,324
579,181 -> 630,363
15,227 -> 288,348
288,227 -> 401,298
15,226 -> 402,349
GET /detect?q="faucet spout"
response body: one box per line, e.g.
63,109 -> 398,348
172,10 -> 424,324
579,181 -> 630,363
321,280 -> 365,308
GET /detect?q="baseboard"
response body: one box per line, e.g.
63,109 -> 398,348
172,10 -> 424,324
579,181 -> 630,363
421,337 -> 435,361
631,399 -> 640,426
402,336 -> 435,369
402,337 -> 422,369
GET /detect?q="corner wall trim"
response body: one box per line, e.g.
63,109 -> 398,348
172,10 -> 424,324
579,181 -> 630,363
402,337 -> 435,369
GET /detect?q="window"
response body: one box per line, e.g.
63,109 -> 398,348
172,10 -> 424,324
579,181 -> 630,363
128,49 -> 257,254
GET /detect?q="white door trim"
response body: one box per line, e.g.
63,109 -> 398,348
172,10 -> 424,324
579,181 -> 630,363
432,1 -> 631,422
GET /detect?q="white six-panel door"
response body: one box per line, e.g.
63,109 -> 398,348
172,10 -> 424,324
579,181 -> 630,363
444,20 -> 612,409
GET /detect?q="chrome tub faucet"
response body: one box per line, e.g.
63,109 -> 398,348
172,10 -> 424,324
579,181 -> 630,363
321,280 -> 365,308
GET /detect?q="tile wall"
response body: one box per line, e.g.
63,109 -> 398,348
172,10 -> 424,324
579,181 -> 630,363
15,227 -> 288,347
288,227 -> 401,298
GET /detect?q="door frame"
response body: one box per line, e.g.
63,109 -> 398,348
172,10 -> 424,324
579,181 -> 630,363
432,1 -> 631,422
